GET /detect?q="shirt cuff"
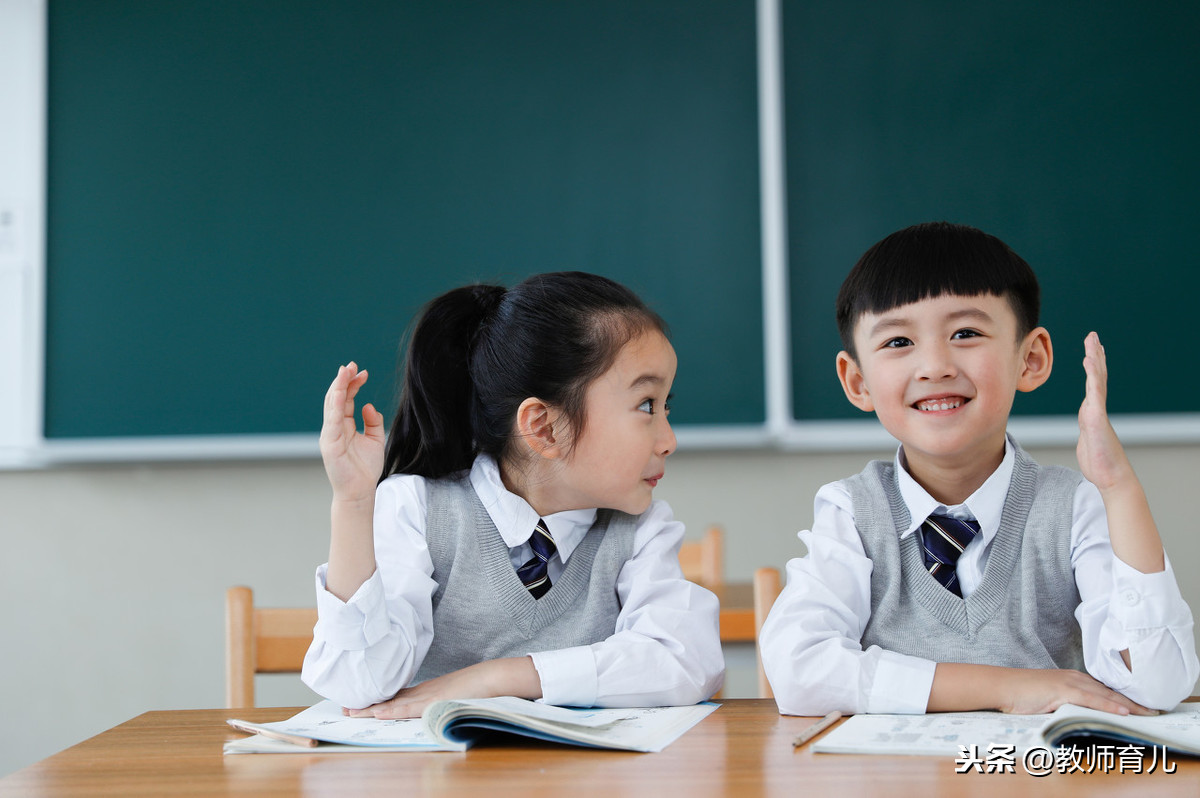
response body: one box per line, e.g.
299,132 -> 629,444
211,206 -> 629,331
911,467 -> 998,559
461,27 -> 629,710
529,646 -> 599,707
312,564 -> 392,650
865,649 -> 937,714
1109,555 -> 1192,631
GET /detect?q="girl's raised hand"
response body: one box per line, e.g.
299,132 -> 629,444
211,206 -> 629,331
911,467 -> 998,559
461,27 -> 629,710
320,363 -> 386,502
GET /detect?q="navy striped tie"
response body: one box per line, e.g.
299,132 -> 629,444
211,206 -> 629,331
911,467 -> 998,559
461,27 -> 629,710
920,514 -> 980,597
516,518 -> 556,599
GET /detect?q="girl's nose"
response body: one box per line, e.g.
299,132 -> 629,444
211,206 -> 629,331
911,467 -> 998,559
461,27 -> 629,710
659,417 -> 678,457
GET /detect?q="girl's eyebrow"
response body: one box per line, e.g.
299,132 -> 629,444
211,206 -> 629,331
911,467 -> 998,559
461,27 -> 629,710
628,373 -> 666,390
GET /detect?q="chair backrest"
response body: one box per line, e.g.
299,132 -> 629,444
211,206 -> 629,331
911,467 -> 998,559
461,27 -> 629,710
753,566 -> 782,699
225,585 -> 317,708
678,525 -> 723,585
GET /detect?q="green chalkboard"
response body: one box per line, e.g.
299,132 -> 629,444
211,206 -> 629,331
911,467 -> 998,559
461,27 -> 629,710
786,0 -> 1200,421
45,0 -> 762,439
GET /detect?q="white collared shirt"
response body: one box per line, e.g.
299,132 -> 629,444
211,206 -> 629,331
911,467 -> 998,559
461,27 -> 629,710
760,436 -> 1199,716
302,454 -> 724,710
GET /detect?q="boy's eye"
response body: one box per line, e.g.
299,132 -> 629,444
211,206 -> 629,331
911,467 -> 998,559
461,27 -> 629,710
952,329 -> 981,340
882,337 -> 912,349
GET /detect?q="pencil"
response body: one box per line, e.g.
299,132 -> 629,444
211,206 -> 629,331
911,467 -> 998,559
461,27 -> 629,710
226,717 -> 319,748
791,710 -> 842,748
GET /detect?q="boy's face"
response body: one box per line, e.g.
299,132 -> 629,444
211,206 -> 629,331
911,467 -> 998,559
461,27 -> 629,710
836,293 -> 1052,481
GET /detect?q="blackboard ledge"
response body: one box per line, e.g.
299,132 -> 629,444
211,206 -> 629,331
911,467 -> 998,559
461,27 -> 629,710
6,413 -> 1200,469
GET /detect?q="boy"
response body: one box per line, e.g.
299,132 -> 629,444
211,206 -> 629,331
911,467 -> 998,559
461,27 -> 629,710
760,221 -> 1198,716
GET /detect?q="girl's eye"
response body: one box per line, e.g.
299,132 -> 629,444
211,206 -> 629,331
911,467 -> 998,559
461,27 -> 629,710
882,337 -> 912,349
638,399 -> 654,414
952,329 -> 981,340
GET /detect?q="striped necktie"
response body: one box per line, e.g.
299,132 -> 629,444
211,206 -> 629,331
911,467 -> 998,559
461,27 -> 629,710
920,514 -> 980,597
516,518 -> 556,599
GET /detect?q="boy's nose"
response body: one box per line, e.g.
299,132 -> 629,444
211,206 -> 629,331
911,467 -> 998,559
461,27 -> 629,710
916,344 -> 957,380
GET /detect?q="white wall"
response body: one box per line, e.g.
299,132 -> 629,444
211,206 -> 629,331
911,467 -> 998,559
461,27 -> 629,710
3,442 -> 1199,776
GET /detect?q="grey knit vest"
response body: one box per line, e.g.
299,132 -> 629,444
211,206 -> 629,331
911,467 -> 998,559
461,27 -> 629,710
414,473 -> 638,684
848,445 -> 1085,671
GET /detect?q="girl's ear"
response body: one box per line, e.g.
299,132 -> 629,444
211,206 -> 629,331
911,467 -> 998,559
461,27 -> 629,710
836,351 -> 875,412
1017,326 -> 1053,393
515,397 -> 563,459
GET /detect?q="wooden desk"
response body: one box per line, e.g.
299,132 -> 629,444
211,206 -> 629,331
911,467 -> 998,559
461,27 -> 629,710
3,701 -> 1195,797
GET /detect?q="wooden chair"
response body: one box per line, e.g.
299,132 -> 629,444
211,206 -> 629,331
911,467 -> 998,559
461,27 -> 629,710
225,586 -> 317,708
753,566 -> 782,699
678,525 -> 723,585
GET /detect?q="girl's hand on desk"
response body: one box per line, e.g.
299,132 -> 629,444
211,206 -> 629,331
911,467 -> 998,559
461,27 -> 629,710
320,362 -> 385,504
344,657 -> 543,719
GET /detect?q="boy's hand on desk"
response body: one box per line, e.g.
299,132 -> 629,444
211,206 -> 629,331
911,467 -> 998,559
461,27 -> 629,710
344,657 -> 543,720
320,362 -> 385,503
998,667 -> 1155,716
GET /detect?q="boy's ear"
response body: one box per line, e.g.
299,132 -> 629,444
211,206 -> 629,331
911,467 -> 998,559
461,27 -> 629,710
1016,326 -> 1053,392
515,397 -> 563,459
836,351 -> 875,412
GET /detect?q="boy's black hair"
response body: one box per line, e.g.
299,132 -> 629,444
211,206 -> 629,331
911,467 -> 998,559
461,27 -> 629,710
381,271 -> 666,481
836,221 -> 1040,360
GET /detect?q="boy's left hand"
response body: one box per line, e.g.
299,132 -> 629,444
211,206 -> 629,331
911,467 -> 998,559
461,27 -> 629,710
1076,332 -> 1136,492
1076,331 -> 1165,578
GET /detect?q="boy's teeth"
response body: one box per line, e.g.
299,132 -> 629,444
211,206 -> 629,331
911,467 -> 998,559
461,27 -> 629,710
917,398 -> 962,411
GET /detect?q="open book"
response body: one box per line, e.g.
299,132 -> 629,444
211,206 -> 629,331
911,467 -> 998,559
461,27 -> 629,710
225,697 -> 717,754
812,702 -> 1200,757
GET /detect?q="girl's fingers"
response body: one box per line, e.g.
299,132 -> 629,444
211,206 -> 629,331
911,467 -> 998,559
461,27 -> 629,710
322,365 -> 350,430
322,363 -> 370,437
362,402 -> 386,443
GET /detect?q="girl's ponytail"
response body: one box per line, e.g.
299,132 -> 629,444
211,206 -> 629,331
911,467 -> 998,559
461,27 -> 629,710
380,284 -> 505,480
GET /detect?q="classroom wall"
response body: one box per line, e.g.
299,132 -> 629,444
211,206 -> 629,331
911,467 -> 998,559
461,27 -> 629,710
3,441 -> 1199,776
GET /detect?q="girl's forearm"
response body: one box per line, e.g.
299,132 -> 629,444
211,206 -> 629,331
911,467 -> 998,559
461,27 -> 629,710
325,496 -> 378,602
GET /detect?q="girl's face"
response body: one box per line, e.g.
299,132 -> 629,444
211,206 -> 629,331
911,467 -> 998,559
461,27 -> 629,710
545,330 -> 678,515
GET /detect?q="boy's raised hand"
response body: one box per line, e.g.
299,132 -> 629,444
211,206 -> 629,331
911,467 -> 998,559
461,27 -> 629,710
1075,332 -> 1135,492
1075,332 -> 1165,580
320,363 -> 385,502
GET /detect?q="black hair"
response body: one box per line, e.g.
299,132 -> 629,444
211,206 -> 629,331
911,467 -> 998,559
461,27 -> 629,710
835,221 -> 1041,360
381,271 -> 667,480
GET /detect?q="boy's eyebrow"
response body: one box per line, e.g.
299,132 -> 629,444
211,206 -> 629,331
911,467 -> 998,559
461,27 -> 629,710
866,307 -> 995,338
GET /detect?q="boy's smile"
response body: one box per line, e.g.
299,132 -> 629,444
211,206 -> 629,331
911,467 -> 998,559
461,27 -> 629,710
836,293 -> 1052,501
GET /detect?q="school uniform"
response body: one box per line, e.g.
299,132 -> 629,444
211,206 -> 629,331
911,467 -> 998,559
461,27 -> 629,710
302,454 -> 724,710
760,436 -> 1198,716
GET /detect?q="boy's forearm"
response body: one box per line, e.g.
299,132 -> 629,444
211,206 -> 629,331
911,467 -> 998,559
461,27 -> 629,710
926,662 -> 1007,712
1098,479 -> 1166,574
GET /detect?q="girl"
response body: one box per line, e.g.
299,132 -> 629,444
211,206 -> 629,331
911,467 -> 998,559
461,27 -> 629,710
301,271 -> 724,717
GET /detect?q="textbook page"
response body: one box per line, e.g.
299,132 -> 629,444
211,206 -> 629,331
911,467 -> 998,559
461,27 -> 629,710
225,698 -> 718,754
812,711 -> 1048,756
425,697 -> 719,752
225,701 -> 444,753
812,703 -> 1200,757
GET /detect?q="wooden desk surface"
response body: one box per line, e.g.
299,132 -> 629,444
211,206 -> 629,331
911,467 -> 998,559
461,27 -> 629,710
3,700 -> 1195,797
